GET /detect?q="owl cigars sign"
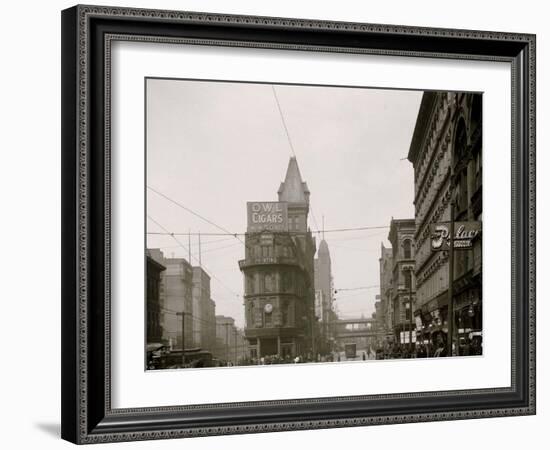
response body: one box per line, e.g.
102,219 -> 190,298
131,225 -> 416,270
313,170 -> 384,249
430,221 -> 481,251
247,202 -> 288,232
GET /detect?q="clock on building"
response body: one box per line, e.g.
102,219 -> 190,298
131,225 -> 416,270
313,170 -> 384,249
264,303 -> 273,314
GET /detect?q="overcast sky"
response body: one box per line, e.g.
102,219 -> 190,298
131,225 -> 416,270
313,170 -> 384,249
146,78 -> 422,328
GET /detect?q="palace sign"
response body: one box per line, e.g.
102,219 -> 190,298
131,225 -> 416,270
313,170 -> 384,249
247,202 -> 288,232
430,221 -> 481,251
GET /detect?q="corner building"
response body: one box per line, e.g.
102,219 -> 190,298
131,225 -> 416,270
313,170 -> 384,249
407,92 -> 482,346
239,157 -> 316,359
387,219 -> 416,344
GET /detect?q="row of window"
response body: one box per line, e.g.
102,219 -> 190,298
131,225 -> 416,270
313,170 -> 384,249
246,244 -> 296,259
245,271 -> 305,296
246,300 -> 295,328
344,322 -> 373,331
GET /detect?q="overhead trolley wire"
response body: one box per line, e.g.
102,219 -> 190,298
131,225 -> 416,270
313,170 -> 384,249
147,224 -> 389,237
147,185 -> 240,238
147,215 -> 242,302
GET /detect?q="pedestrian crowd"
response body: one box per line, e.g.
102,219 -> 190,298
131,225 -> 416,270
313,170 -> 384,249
374,335 -> 482,359
238,352 -> 337,366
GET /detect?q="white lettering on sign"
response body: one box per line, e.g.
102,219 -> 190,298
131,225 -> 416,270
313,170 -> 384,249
251,212 -> 284,224
431,222 -> 481,251
251,202 -> 283,213
247,202 -> 288,232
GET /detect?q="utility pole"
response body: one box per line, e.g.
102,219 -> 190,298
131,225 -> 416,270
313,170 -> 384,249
177,311 -> 185,365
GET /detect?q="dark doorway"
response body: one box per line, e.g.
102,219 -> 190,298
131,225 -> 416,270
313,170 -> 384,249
260,338 -> 278,356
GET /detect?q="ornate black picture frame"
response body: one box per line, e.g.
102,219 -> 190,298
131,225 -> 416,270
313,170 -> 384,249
61,4 -> 536,444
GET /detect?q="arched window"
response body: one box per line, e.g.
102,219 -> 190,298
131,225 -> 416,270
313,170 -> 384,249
403,240 -> 412,259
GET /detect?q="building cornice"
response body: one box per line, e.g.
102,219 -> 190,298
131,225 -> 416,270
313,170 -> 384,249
407,92 -> 438,164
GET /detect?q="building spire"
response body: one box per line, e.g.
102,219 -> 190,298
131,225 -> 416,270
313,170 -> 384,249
277,156 -> 310,204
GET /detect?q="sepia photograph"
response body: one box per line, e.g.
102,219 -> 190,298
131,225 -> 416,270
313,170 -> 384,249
145,78 -> 482,370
